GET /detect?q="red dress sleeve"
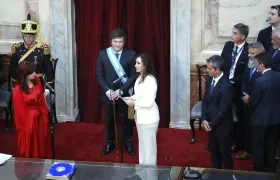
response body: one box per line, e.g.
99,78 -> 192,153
12,85 -> 28,130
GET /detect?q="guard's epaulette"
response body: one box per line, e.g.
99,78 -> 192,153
11,42 -> 22,54
41,44 -> 50,55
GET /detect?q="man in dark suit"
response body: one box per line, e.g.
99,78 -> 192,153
249,53 -> 280,172
257,5 -> 280,52
202,55 -> 234,169
269,28 -> 280,71
236,42 -> 264,160
221,23 -> 249,153
96,28 -> 137,156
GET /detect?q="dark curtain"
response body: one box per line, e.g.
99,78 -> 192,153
75,0 -> 170,127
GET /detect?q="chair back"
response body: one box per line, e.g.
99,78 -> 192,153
51,58 -> 58,90
196,64 -> 207,101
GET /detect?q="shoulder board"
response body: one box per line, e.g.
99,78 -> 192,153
11,42 -> 22,53
41,44 -> 50,55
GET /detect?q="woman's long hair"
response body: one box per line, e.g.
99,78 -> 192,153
136,53 -> 156,84
16,61 -> 37,94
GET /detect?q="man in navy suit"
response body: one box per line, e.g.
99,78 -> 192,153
236,42 -> 264,160
221,23 -> 250,153
96,28 -> 137,156
269,28 -> 280,71
257,5 -> 280,52
202,55 -> 234,169
249,53 -> 280,172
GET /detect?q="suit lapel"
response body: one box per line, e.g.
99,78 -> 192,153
237,43 -> 248,61
266,26 -> 272,37
209,76 -> 224,100
119,49 -> 127,66
228,43 -> 234,66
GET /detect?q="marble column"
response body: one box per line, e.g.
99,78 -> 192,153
49,0 -> 79,122
170,0 -> 191,129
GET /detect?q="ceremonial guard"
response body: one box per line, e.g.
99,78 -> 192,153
9,14 -> 54,89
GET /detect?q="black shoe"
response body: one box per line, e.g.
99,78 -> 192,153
236,152 -> 252,160
125,144 -> 136,156
101,144 -> 115,156
231,145 -> 241,153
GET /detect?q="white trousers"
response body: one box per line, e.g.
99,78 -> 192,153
136,121 -> 159,166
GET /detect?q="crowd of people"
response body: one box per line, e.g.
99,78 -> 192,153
202,5 -> 280,173
7,3 -> 280,175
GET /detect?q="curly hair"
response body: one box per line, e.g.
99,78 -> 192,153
16,61 -> 37,94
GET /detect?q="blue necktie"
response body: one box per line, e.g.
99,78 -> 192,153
115,53 -> 119,59
273,50 -> 279,58
232,46 -> 239,65
249,68 -> 255,80
210,80 -> 215,96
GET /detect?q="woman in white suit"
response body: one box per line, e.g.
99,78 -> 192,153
123,53 -> 159,166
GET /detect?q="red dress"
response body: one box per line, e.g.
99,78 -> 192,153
12,76 -> 52,159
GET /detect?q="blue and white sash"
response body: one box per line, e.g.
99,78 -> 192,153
106,47 -> 133,95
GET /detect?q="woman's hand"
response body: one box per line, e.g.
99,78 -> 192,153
123,97 -> 133,101
123,97 -> 135,106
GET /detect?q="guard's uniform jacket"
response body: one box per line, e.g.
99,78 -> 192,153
10,42 -> 54,86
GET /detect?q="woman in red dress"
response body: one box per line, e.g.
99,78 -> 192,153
12,61 -> 52,159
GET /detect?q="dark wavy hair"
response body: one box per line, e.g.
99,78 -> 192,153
135,53 -> 156,84
16,61 -> 37,94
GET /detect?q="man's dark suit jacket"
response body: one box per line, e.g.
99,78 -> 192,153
221,41 -> 249,84
96,48 -> 137,104
257,26 -> 272,52
201,75 -> 234,130
241,66 -> 262,96
268,47 -> 280,72
249,70 -> 280,126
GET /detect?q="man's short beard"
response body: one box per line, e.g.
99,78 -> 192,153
248,58 -> 256,68
273,44 -> 280,49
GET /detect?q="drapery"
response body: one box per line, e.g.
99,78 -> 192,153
75,0 -> 170,127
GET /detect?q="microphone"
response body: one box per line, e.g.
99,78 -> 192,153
42,79 -> 55,94
113,74 -> 127,84
266,19 -> 269,22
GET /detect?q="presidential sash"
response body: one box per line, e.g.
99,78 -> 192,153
106,47 -> 133,95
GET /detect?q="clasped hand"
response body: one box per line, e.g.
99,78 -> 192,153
107,89 -> 122,101
242,92 -> 249,104
203,120 -> 212,132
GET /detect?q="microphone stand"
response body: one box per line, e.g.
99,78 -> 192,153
111,90 -> 119,151
118,79 -> 124,163
183,156 -> 201,179
46,86 -> 56,160
113,79 -> 124,163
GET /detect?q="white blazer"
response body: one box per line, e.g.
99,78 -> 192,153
131,75 -> 159,124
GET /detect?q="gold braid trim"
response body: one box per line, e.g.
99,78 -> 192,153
128,106 -> 135,120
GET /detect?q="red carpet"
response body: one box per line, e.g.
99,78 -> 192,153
0,122 -> 253,171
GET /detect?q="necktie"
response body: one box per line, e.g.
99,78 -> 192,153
210,80 -> 215,96
249,68 -> 255,80
273,50 -> 279,58
232,46 -> 239,65
115,53 -> 119,60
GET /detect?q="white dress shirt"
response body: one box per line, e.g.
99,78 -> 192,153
212,72 -> 224,87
